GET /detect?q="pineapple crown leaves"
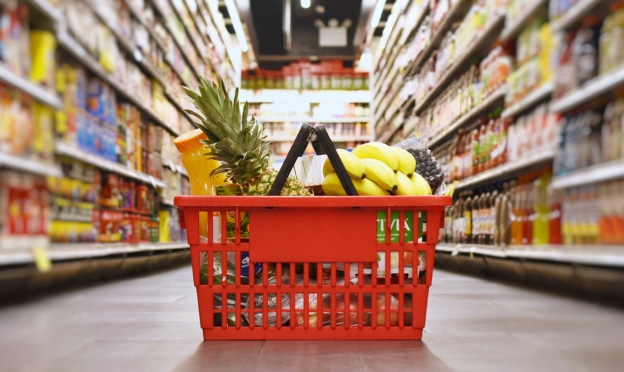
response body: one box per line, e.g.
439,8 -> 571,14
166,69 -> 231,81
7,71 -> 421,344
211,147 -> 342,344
183,77 -> 272,185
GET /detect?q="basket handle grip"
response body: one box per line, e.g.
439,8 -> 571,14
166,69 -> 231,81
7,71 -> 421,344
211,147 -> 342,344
268,124 -> 357,196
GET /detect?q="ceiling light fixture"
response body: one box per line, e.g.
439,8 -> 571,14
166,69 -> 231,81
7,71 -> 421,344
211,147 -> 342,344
301,0 -> 311,9
370,0 -> 386,28
224,0 -> 249,52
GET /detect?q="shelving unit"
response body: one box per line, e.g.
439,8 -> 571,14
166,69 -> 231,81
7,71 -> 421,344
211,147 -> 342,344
549,65 -> 624,113
0,241 -> 189,266
501,0 -> 549,41
55,142 -> 168,189
550,158 -> 624,189
453,147 -> 555,190
412,13 -> 505,116
368,0 -> 624,279
550,0 -> 606,31
56,31 -> 180,137
243,88 -> 371,155
257,116 -> 370,123
240,90 -> 371,104
0,63 -> 63,109
437,243 -> 624,267
1,0 -> 245,270
0,153 -> 62,177
428,86 -> 506,147
405,0 -> 472,78
501,82 -> 554,118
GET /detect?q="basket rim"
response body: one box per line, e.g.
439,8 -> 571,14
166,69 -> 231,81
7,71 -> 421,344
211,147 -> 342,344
173,195 -> 452,209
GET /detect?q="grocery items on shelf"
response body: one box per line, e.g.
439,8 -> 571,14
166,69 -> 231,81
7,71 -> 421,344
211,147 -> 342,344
45,157 -> 184,244
507,19 -> 554,105
554,93 -> 624,175
0,0 -> 240,265
443,167 -> 561,247
0,85 -> 55,163
0,170 -> 50,249
242,60 -> 369,91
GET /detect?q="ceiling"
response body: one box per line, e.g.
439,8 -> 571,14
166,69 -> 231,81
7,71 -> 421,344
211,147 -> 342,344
218,0 -> 396,70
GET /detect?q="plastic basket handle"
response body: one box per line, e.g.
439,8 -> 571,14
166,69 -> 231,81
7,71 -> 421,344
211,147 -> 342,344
268,124 -> 358,196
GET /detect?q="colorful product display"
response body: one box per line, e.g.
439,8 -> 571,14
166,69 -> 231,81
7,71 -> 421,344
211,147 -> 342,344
0,86 -> 55,163
444,168 -> 562,247
554,94 -> 624,176
446,101 -> 559,183
0,170 -> 50,245
554,7 -> 624,99
506,20 -> 554,105
242,60 -> 369,91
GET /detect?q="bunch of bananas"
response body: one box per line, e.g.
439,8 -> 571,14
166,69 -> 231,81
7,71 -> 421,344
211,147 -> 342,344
321,142 -> 432,196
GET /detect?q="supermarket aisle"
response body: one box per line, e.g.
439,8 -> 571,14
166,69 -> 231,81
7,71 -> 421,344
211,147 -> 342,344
1,267 -> 623,372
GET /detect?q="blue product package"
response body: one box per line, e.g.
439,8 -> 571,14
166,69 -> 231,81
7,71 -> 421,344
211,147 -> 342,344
240,252 -> 262,279
87,78 -> 105,120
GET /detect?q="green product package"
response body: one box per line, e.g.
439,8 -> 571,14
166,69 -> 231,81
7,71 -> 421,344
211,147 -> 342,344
376,211 -> 424,243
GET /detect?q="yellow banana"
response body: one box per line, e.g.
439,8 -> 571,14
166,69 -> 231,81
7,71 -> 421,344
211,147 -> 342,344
352,142 -> 399,172
355,177 -> 390,196
322,172 -> 389,196
409,173 -> 433,196
390,146 -> 416,177
360,158 -> 398,192
322,149 -> 365,179
395,171 -> 420,195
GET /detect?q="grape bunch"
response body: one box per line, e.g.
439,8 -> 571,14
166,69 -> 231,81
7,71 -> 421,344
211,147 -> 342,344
406,148 -> 444,192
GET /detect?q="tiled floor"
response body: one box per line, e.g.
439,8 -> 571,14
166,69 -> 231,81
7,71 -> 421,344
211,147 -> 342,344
1,265 -> 623,371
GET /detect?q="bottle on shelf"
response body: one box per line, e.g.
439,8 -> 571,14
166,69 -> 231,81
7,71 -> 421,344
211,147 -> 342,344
548,187 -> 563,245
464,195 -> 474,245
532,174 -> 550,246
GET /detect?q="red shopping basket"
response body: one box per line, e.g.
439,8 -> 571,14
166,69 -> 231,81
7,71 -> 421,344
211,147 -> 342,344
174,125 -> 451,340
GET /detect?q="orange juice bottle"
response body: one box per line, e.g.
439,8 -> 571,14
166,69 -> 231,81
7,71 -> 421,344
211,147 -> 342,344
174,129 -> 227,238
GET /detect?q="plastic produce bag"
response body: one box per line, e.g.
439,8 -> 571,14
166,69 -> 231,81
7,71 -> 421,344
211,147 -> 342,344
394,137 -> 447,195
243,268 -> 296,326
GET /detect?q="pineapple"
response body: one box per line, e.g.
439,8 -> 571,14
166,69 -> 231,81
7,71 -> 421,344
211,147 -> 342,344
183,78 -> 311,196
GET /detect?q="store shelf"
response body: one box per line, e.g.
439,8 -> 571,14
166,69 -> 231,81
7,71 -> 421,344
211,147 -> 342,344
437,243 -> 624,267
373,1 -> 431,102
55,142 -> 167,188
549,66 -> 624,113
0,152 -> 63,177
163,159 -> 188,177
374,1 -> 429,93
436,243 -> 508,258
87,2 -> 167,89
257,116 -> 370,123
267,135 -> 370,142
57,31 -> 180,137
200,0 -> 236,71
0,63 -> 63,109
165,0 -> 209,59
551,0 -> 605,31
123,0 -> 192,89
26,0 -> 62,27
0,236 -> 50,265
550,158 -> 624,189
413,14 -> 506,115
502,82 -> 554,118
428,86 -> 506,148
454,147 -> 555,190
148,0 -> 202,80
501,0 -> 549,41
240,90 -> 371,104
2,241 -> 177,267
161,198 -> 175,206
407,0 -> 472,77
